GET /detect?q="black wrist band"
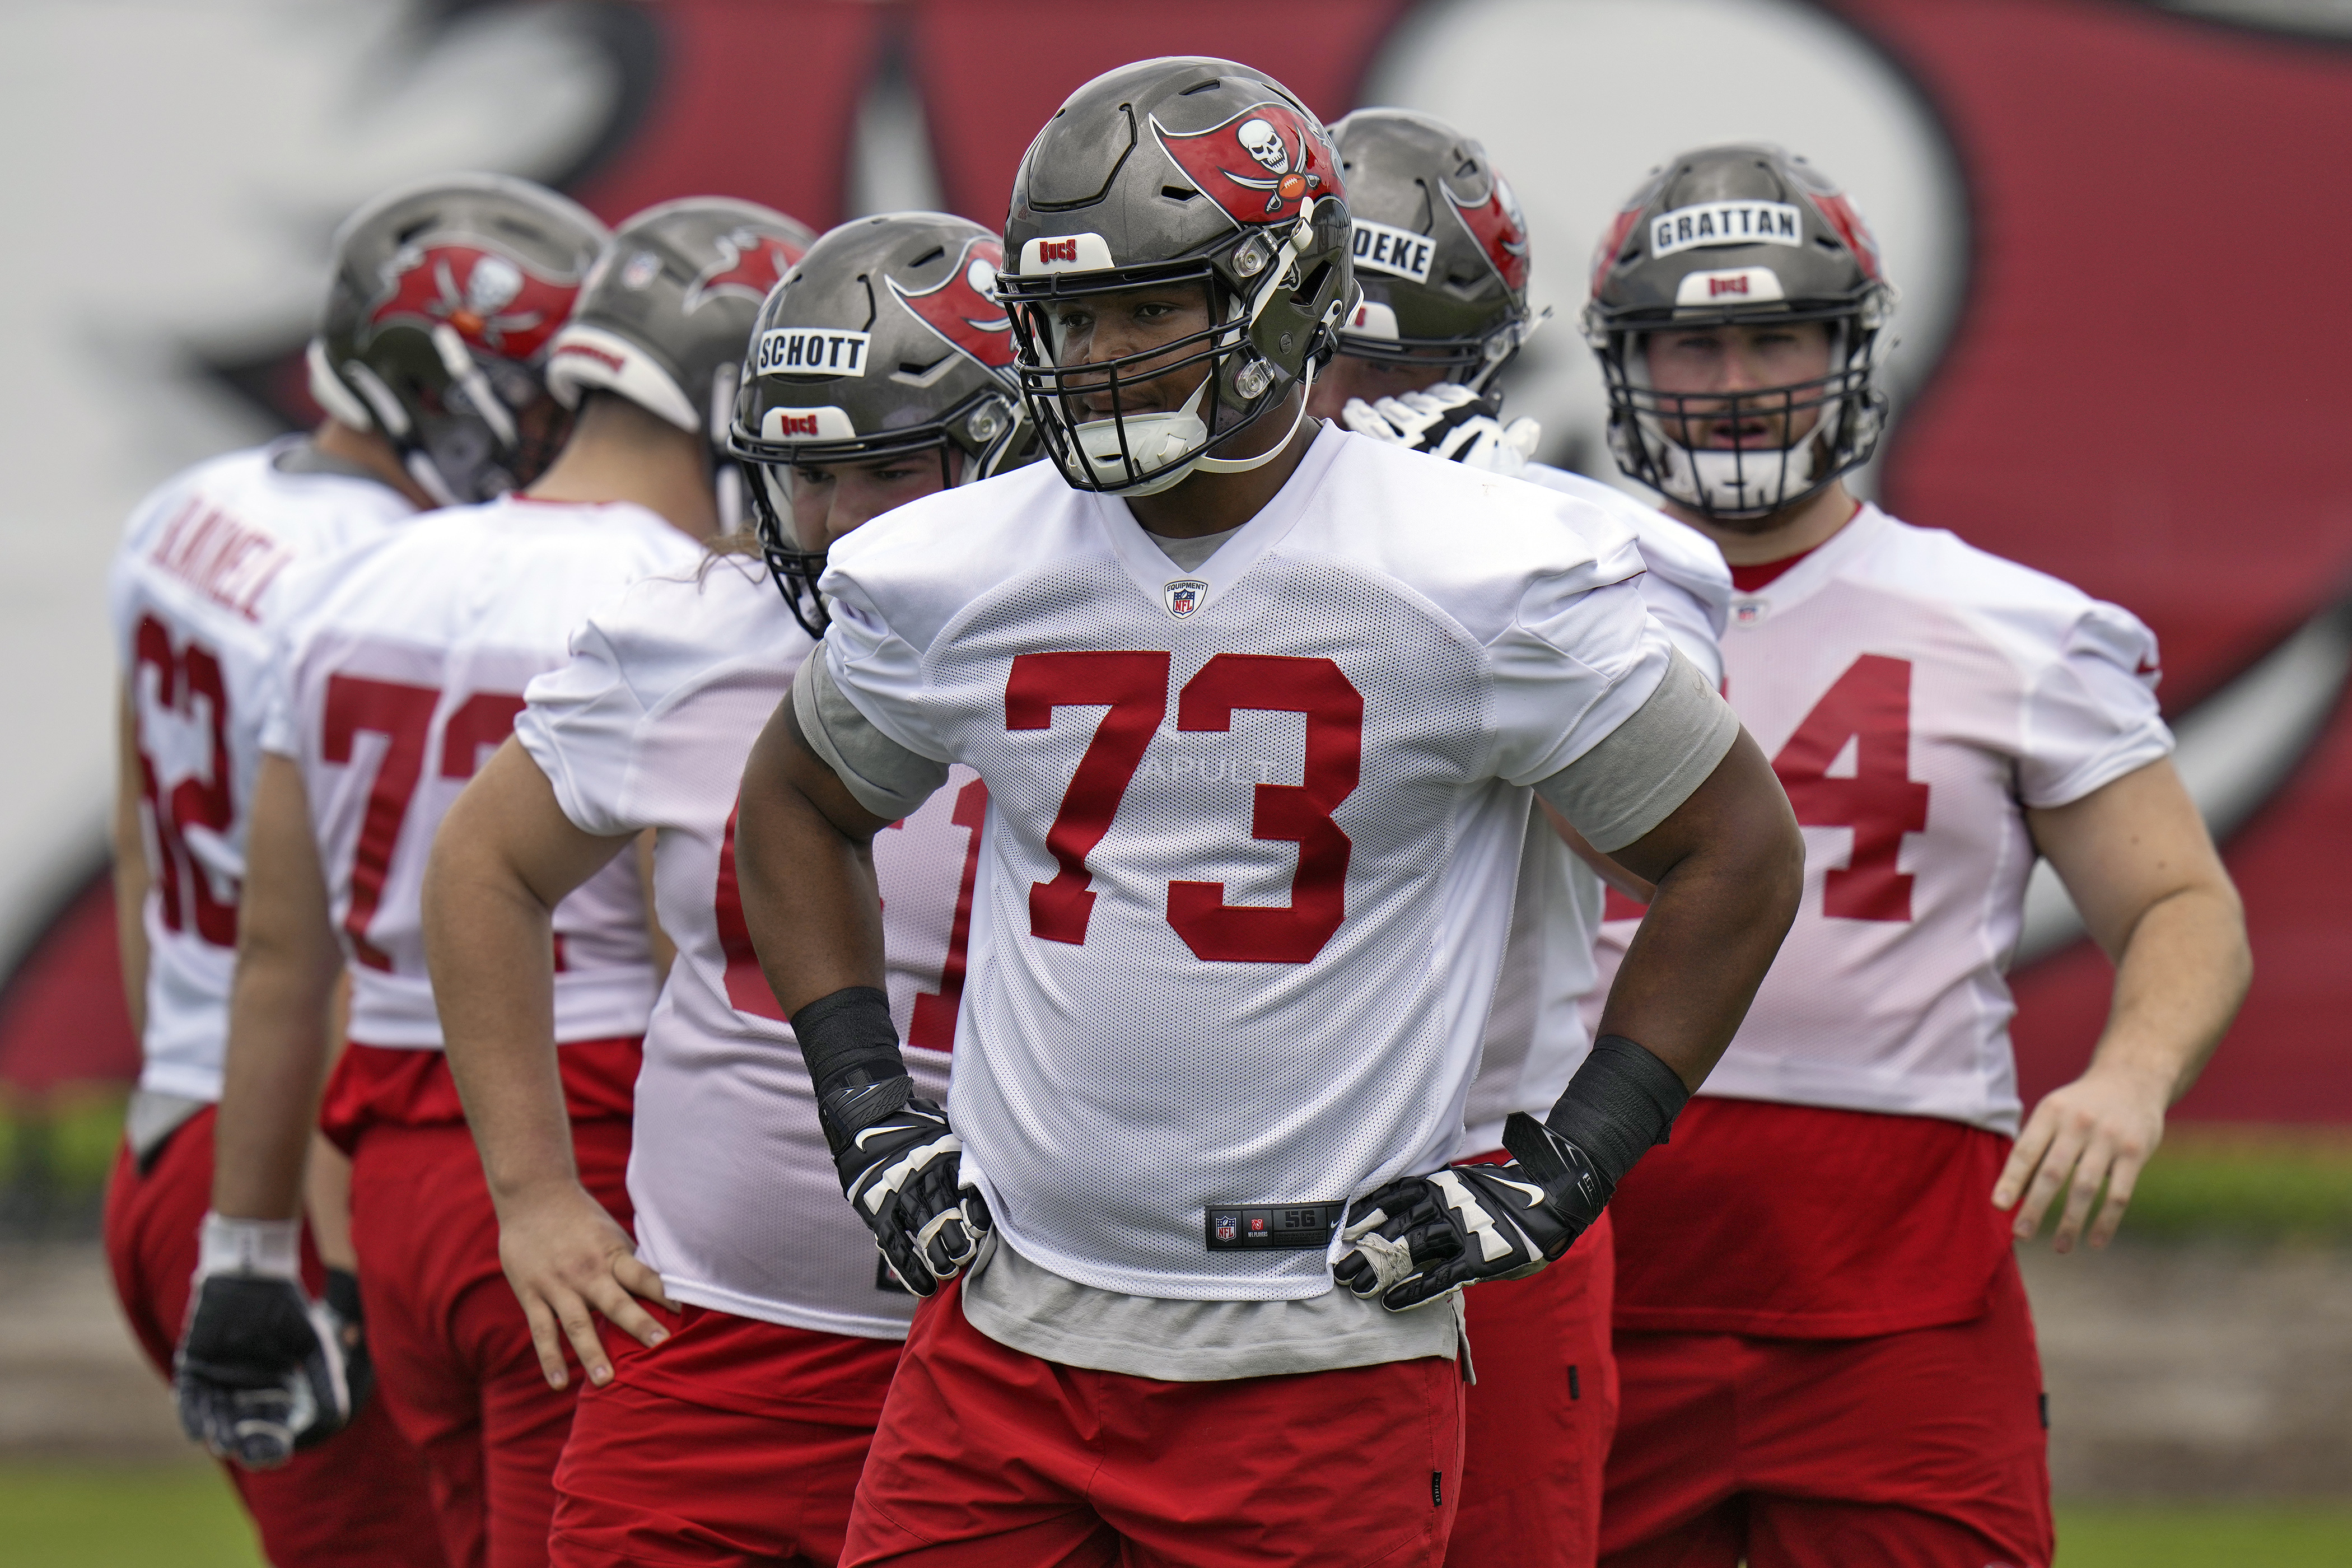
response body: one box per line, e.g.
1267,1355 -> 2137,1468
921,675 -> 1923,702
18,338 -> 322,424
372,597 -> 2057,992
1542,1034 -> 1692,1190
790,986 -> 907,1103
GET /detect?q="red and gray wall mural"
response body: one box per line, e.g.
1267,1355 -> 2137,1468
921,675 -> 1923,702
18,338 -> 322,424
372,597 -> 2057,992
3,0 -> 2345,1122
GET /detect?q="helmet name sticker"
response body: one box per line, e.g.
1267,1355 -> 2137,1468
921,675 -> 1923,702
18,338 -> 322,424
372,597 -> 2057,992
1163,578 -> 1209,619
1351,218 -> 1434,284
1151,102 -> 1342,225
1649,201 -> 1803,259
757,328 -> 872,377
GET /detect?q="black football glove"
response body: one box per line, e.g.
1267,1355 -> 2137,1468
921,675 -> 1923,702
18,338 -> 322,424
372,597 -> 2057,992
1334,1112 -> 1610,1312
820,1076 -> 991,1297
174,1216 -> 359,1469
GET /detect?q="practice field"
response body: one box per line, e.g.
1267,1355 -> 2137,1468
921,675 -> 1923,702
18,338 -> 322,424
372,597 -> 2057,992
3,1466 -> 2350,1567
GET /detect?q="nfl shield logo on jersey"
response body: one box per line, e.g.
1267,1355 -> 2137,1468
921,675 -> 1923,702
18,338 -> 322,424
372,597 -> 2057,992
1214,1213 -> 1238,1243
1164,578 -> 1208,619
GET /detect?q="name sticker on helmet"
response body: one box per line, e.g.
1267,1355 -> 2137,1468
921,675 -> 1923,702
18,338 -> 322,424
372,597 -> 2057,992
756,328 -> 872,377
1649,201 -> 1802,259
1351,218 -> 1434,284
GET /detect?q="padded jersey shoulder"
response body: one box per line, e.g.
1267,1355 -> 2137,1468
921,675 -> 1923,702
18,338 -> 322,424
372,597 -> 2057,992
569,551 -> 811,715
819,461 -> 1099,656
1277,432 -> 1651,649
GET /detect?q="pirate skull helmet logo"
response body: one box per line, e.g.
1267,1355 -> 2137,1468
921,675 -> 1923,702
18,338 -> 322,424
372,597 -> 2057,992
1238,117 -> 1290,174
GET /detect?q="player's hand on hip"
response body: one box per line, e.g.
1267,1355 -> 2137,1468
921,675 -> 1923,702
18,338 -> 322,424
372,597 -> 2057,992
1334,1113 -> 1608,1312
174,1215 -> 361,1469
494,1180 -> 675,1390
822,1077 -> 991,1296
1338,384 -> 1539,477
1995,1062 -> 2171,1252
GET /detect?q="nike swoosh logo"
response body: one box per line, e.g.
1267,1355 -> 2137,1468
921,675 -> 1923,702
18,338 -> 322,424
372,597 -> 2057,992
2018,592 -> 2352,963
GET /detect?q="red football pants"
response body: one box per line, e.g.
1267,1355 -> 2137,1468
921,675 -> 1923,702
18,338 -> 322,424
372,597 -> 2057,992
102,1108 -> 446,1568
1449,1207 -> 1617,1568
349,1117 -> 634,1568
843,1273 -> 1467,1566
552,1303 -> 903,1567
1599,1253 -> 2054,1568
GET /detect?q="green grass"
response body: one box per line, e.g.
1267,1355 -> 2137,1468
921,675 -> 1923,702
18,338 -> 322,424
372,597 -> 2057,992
0,1464 -> 262,1567
2057,1502 -> 2352,1566
2116,1126 -> 2352,1244
0,1465 -> 2345,1565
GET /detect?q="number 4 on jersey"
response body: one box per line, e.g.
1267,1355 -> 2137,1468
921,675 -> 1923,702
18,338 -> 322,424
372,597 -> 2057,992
1772,654 -> 1930,922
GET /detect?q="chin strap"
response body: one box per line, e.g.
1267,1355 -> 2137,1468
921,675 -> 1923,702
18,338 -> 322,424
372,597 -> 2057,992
1192,358 -> 1316,478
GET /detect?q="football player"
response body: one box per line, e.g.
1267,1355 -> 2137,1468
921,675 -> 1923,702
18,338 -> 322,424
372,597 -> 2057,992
181,195 -> 801,1568
1578,144 -> 2252,1568
1304,109 -> 1733,1568
105,171 -> 598,1566
732,58 -> 1805,1567
422,211 -> 1029,1568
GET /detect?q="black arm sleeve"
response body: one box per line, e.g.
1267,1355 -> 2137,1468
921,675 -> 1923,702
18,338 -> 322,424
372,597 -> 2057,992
1542,1034 -> 1692,1193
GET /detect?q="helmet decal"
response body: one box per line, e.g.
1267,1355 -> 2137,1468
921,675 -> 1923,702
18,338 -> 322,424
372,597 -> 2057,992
685,227 -> 808,312
369,242 -> 578,358
1444,172 -> 1529,294
885,236 -> 1016,372
1809,190 -> 1883,281
1151,102 -> 1341,223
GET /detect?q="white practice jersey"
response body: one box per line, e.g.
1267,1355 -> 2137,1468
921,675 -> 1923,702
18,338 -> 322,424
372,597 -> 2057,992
516,556 -> 968,1341
262,497 -> 702,1048
820,424 -> 1674,1300
1592,504 -> 2171,1134
1460,463 -> 1731,1154
108,440 -> 416,1102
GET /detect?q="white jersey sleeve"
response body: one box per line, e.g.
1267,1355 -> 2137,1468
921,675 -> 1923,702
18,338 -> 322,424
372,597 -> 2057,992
816,426 -> 1684,1303
1522,462 -> 1729,685
108,440 -> 416,1102
516,557 -> 972,1340
2017,598 -> 2168,807
271,497 -> 703,1049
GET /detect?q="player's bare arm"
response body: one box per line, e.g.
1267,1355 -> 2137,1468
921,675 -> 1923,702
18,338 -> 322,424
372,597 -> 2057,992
1996,757 -> 2250,1250
1595,727 -> 1807,1090
735,701 -> 894,1011
111,679 -> 152,1039
211,753 -> 344,1222
424,736 -> 676,1389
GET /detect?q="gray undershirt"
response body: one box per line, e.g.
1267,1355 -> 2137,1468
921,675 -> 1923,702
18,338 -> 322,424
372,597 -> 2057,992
1144,524 -> 1240,575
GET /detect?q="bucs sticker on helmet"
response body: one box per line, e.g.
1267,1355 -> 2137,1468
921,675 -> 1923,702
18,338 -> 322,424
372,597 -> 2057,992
1648,201 -> 1803,260
887,236 -> 1016,373
687,227 -> 808,312
1444,175 -> 1530,294
1163,578 -> 1208,619
1151,102 -> 1342,225
370,240 -> 581,358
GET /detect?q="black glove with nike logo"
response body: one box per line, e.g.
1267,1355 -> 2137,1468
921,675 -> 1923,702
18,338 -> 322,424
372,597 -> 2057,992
1334,1114 -> 1607,1311
799,987 -> 990,1296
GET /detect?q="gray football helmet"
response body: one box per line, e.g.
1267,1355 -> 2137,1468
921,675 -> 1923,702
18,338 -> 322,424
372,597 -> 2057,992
1583,142 -> 1898,520
546,198 -> 814,461
1327,108 -> 1534,393
996,57 -> 1354,496
308,172 -> 609,505
727,212 -> 1033,636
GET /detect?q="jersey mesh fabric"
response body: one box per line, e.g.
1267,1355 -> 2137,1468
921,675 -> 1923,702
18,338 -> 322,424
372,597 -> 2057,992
107,439 -> 416,1101
261,497 -> 702,1047
1460,465 -> 1729,1156
516,558 -> 961,1340
1589,504 -> 2170,1135
820,425 -> 1675,1301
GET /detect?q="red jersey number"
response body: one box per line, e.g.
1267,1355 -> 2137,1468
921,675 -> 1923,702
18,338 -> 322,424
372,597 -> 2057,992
714,778 -> 989,1051
1007,650 -> 1363,964
131,615 -> 239,947
320,676 -> 522,969
1772,654 -> 1930,922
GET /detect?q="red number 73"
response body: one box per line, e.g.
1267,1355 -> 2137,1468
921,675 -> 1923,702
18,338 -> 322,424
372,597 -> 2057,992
1006,651 -> 1363,965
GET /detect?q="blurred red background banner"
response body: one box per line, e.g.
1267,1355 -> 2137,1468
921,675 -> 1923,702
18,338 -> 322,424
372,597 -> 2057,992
10,0 -> 2346,1123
